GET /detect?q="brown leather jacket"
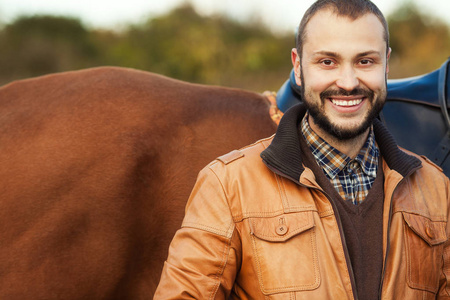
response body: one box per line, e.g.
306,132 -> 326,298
154,104 -> 450,299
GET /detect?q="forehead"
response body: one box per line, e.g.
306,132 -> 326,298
303,8 -> 386,55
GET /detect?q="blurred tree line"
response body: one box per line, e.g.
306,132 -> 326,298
387,2 -> 450,78
0,2 -> 449,92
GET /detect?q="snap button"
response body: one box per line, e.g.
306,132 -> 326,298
425,224 -> 434,239
276,224 -> 288,235
276,217 -> 288,236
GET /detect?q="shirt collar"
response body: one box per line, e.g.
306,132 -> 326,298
301,113 -> 379,179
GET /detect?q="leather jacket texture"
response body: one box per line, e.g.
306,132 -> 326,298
154,104 -> 450,299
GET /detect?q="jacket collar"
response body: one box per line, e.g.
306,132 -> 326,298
260,103 -> 422,183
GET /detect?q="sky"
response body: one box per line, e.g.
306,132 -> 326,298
0,0 -> 448,33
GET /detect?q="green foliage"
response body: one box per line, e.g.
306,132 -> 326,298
0,2 -> 448,90
0,15 -> 98,83
0,4 -> 293,91
387,2 -> 450,78
92,4 -> 294,91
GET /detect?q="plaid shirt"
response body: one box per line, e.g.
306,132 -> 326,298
301,115 -> 379,205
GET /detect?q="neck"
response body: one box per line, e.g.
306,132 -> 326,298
308,116 -> 369,159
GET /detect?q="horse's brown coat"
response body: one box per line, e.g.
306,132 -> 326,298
0,67 -> 277,299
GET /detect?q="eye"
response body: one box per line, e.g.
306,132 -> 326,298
359,59 -> 373,66
320,59 -> 335,66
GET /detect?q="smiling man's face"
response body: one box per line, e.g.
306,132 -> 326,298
292,8 -> 390,141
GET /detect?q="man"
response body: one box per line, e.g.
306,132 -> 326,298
154,0 -> 450,299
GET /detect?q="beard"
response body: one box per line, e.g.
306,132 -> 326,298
300,74 -> 386,141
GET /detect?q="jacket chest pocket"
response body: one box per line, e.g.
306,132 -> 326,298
248,211 -> 320,295
403,212 -> 447,293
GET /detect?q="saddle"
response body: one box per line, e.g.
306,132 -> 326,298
275,58 -> 450,176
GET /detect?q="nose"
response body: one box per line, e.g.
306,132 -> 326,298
336,66 -> 359,91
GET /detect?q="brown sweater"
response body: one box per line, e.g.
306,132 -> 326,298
299,131 -> 384,300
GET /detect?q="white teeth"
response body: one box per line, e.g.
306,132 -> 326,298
331,99 -> 363,106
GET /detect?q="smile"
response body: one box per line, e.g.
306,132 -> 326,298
331,98 -> 363,107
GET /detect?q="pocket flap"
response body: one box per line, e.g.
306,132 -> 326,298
250,211 -> 314,242
403,212 -> 447,246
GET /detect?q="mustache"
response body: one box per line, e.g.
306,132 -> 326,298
320,87 -> 374,99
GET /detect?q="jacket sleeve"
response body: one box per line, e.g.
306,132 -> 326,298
439,175 -> 450,299
154,164 -> 240,299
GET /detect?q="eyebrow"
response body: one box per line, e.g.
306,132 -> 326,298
312,51 -> 341,58
356,51 -> 382,58
312,50 -> 382,59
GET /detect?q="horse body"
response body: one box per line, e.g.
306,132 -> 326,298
0,67 -> 277,299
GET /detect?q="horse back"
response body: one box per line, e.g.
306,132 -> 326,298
0,67 -> 277,299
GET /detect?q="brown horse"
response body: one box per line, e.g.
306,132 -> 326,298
0,67 -> 277,299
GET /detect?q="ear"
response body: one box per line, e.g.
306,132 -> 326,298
291,48 -> 302,86
386,47 -> 392,74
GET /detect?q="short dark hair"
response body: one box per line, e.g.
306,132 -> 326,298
296,0 -> 389,58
